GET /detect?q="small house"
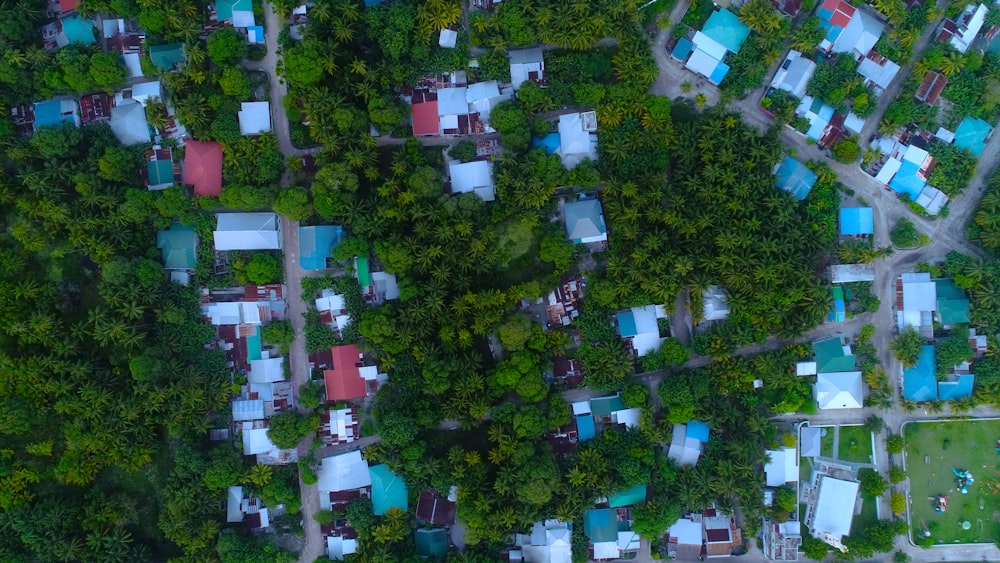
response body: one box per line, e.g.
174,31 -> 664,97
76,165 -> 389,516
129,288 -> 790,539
317,451 -> 372,511
321,407 -> 359,445
42,16 -> 96,50
897,272 -> 936,337
815,371 -> 863,409
509,47 -> 545,91
156,223 -> 197,272
369,464 -> 407,516
940,3 -> 988,53
915,71 -> 948,105
839,207 -> 873,236
773,156 -> 817,200
79,92 -> 112,125
32,98 -> 80,131
856,51 -> 900,95
954,116 -> 992,157
416,490 -> 457,526
439,28 -> 458,48
563,198 -> 607,244
213,212 -> 281,250
216,0 -> 256,27
510,520 -> 572,563
667,421 -> 710,466
684,9 -> 750,85
415,528 -> 449,559
771,50 -> 816,99
410,90 -> 440,136
109,100 -> 150,145
616,304 -> 667,356
183,140 -> 223,197
812,337 -> 855,373
556,112 -> 598,169
817,0 -> 884,60
145,146 -> 181,190
765,447 -> 799,486
449,160 -> 495,201
239,101 -> 272,135
149,43 -> 186,72
935,278 -> 970,326
299,225 -> 344,270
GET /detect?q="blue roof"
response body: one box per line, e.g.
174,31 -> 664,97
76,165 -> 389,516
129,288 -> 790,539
840,207 -> 874,235
609,484 -> 647,508
954,117 -> 991,157
369,464 -> 408,515
709,60 -> 730,84
584,509 -> 618,543
617,310 -> 638,337
532,132 -> 560,155
671,38 -> 693,60
62,16 -> 96,45
686,421 -> 710,443
903,345 -> 937,402
576,415 -> 595,442
701,9 -> 751,53
888,160 -> 927,199
298,225 -> 344,270
938,374 -> 975,400
216,0 -> 252,20
33,100 -> 74,128
773,156 -> 817,200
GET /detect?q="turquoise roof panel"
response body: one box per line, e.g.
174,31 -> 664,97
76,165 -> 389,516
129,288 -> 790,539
701,9 -> 751,53
938,374 -> 974,400
773,156 -> 817,200
686,421 -> 711,442
840,207 -> 874,235
617,310 -> 638,337
609,484 -> 647,508
299,225 -> 344,270
369,464 -> 408,516
62,16 -> 96,45
584,509 -> 618,543
954,117 -> 991,157
576,415 -> 595,442
903,345 -> 937,402
672,38 -> 693,60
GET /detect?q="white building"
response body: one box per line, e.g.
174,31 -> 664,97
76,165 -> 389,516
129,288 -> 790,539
238,101 -> 271,135
512,520 -> 572,563
449,160 -> 496,201
556,112 -> 598,170
771,50 -> 816,99
317,451 -> 372,510
764,447 -> 799,487
509,47 -> 544,91
249,357 -> 285,383
213,212 -> 282,250
898,272 -> 936,337
809,474 -> 860,550
815,371 -> 863,409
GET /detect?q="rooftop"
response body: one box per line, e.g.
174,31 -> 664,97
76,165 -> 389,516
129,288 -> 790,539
903,345 -> 937,401
839,207 -> 873,235
813,337 -> 855,373
701,9 -> 750,53
773,156 -> 817,200
183,140 -> 223,197
299,225 -> 344,270
369,464 -> 407,516
156,223 -> 197,270
954,116 -> 991,157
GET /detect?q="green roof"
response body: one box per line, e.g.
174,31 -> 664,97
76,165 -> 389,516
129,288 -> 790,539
590,395 -> 624,417
415,528 -> 448,558
584,509 -> 618,543
149,43 -> 185,71
609,484 -> 646,508
369,464 -> 407,516
812,336 -> 855,374
147,159 -> 175,187
935,279 -> 970,324
156,223 -> 197,269
356,256 -> 371,287
216,0 -> 252,20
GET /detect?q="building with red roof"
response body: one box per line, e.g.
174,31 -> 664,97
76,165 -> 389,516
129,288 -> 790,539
411,89 -> 440,136
183,140 -> 223,197
324,344 -> 368,402
59,0 -> 79,13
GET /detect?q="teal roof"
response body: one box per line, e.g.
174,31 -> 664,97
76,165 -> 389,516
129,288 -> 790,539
813,337 -> 855,373
701,9 -> 751,53
156,223 -> 197,269
617,310 -> 638,337
62,16 -> 96,45
938,373 -> 974,400
840,207 -> 874,235
299,226 -> 344,270
415,528 -> 448,558
686,421 -> 710,442
216,0 -> 252,20
935,279 -> 970,324
609,484 -> 646,508
954,117 -> 991,157
369,464 -> 407,516
590,395 -> 624,417
356,256 -> 371,287
564,198 -> 607,242
149,43 -> 186,71
246,333 -> 261,361
576,414 -> 595,442
773,156 -> 817,200
584,509 -> 618,543
147,159 -> 175,187
903,345 -> 937,402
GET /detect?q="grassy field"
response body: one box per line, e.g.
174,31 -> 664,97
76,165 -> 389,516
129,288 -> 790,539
851,495 -> 878,535
838,425 -> 874,464
905,420 -> 1000,544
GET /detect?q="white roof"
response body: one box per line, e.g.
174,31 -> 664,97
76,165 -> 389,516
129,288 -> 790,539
617,530 -> 640,552
919,186 -> 949,216
771,51 -> 817,99
592,541 -> 619,560
227,486 -> 244,522
831,10 -> 883,57
232,9 -> 256,27
204,301 -> 262,325
509,48 -> 544,91
249,357 -> 285,383
449,160 -> 495,201
317,451 -> 371,507
233,399 -> 265,421
437,87 -> 469,116
812,475 -> 860,541
358,365 -> 379,381
122,53 -> 143,78
779,521 -> 802,536
612,408 -> 641,428
109,100 -> 150,145
243,426 -> 278,455
239,101 -> 271,135
830,263 -> 875,283
950,4 -> 988,53
669,518 -> 703,545
466,81 -> 500,103
214,213 -> 281,250
801,426 -> 822,457
572,400 -> 591,415
857,57 -> 900,90
765,447 -> 799,486
902,143 -> 929,165
844,112 -> 865,134
627,304 -> 665,356
874,157 -> 902,184
796,361 -> 818,376
556,113 -> 598,169
815,371 -> 863,409
901,272 -> 936,328
702,286 -> 729,321
685,47 -> 723,83
327,536 -> 358,560
102,18 -> 124,37
131,81 -> 162,106
372,271 -> 400,300
329,408 -> 355,439
691,30 -> 728,59
935,127 -> 955,143
517,520 -> 572,563
316,293 -> 346,312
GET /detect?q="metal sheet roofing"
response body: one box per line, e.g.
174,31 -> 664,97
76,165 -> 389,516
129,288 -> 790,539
839,207 -> 873,235
773,156 -> 817,200
903,345 -> 937,401
299,225 -> 344,270
608,484 -> 646,508
369,464 -> 407,516
954,116 -> 991,156
701,9 -> 750,53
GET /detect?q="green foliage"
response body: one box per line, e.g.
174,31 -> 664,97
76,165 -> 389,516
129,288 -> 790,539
298,382 -> 323,410
658,371 -> 707,423
576,310 -> 635,390
272,186 -> 313,221
891,327 -> 924,368
891,217 -> 920,248
237,252 -> 283,285
892,550 -> 912,563
448,140 -> 478,163
621,382 -> 650,408
801,536 -> 830,560
223,135 -> 285,187
219,184 -> 275,210
631,499 -> 682,540
497,314 -> 545,352
885,433 -> 904,454
491,101 -> 531,154
216,529 -> 296,563
936,330 -> 974,377
774,486 -> 797,513
207,27 -> 247,66
888,465 -> 906,483
831,137 -> 861,163
202,446 -> 244,492
928,141 -> 977,197
261,320 -> 295,354
266,412 -> 319,449
219,67 -> 252,100
970,173 -> 1000,254
539,233 -> 575,275
858,468 -> 888,498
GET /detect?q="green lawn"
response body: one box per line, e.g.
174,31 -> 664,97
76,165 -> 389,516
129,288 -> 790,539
838,425 -> 874,464
905,420 -> 1000,545
852,495 -> 879,536
800,427 -> 835,483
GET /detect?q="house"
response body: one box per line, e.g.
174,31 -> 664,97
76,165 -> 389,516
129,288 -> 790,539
830,286 -> 846,323
609,484 -> 646,508
249,357 -> 285,383
915,71 -> 948,105
765,447 -> 799,486
702,509 -> 741,557
773,156 -> 817,200
938,373 -> 975,400
33,99 -> 80,131
246,25 -> 265,44
354,255 -> 400,304
118,81 -> 162,107
324,344 -> 385,402
239,102 -> 271,135
545,279 -> 585,328
216,0 -> 256,27
227,486 -> 271,529
803,465 -> 860,551
416,489 -> 457,526
79,92 -> 112,125
839,207 -> 873,235
410,94 -> 440,136
668,517 -> 703,560
438,28 -> 458,48
328,535 -> 359,561
935,278 -> 970,325
145,146 -> 181,190
796,361 -> 817,376
817,0 -> 884,59
149,43 -> 186,71
509,48 -> 545,91
763,520 -> 802,561
241,420 -> 296,465
415,528 -> 449,559
815,371 -> 863,409
870,140 -> 949,214
213,213 -> 281,250
856,51 -> 900,95
830,263 -> 875,283
794,96 -> 854,148
109,100 -> 150,145
299,225 -> 344,270
290,5 -> 308,39
813,337 -> 856,373
369,464 -> 407,516
42,16 -> 96,50
703,286 -> 730,321
897,272 -> 936,337
556,112 -> 598,169
183,140 -> 223,197
317,451 -> 372,511
800,426 -> 822,457
510,520 -> 572,563
157,223 -> 197,272
321,407 -> 359,445
684,9 -> 750,85
584,509 -> 637,561
940,3 -> 988,53
902,345 -> 936,402
204,301 -> 270,325
103,19 -> 143,72
667,421 -> 711,466
616,304 -> 667,356
315,290 -> 352,336
438,87 -> 470,134
564,198 -> 607,244
771,50 -> 816,99
449,160 -> 495,201
954,116 -> 992,157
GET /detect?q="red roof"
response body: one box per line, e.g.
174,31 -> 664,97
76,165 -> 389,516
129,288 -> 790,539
59,0 -> 79,12
916,71 -> 948,105
822,0 -> 855,27
324,344 -> 367,402
412,101 -> 439,136
183,140 -> 223,197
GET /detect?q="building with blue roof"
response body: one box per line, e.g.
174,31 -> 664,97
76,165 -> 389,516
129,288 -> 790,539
954,116 -> 992,156
576,415 -> 595,442
938,374 -> 975,400
888,159 -> 927,200
682,9 -> 749,85
795,96 -> 836,144
702,9 -> 751,52
903,345 -> 937,402
369,464 -> 407,516
671,38 -> 693,61
686,421 -> 710,442
298,225 -> 344,270
829,286 -> 846,323
840,207 -> 873,235
773,156 -> 817,200
609,484 -> 647,508
32,99 -> 81,130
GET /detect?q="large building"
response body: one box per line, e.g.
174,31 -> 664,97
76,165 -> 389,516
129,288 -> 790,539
801,461 -> 860,551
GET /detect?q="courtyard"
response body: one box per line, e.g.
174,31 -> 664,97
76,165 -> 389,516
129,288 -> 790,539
904,419 -> 1000,545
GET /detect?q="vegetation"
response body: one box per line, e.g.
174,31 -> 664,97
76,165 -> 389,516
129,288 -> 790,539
928,141 -> 977,197
890,327 -> 924,368
722,10 -> 787,98
890,217 -> 921,248
969,172 -> 1000,253
807,54 -> 876,118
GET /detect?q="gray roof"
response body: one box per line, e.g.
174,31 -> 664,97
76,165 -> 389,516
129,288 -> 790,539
800,426 -> 822,457
508,47 -> 544,64
564,198 -> 606,240
109,100 -> 150,145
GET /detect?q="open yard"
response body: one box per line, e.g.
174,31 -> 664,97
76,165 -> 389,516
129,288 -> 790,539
839,425 -> 874,464
905,420 -> 1000,545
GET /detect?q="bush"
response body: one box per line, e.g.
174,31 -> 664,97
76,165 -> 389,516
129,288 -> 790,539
261,319 -> 294,354
858,468 -> 888,498
447,140 -> 477,163
832,137 -> 861,163
890,327 -> 923,368
890,218 -> 920,248
267,412 -> 319,449
888,465 -> 906,483
890,492 -> 906,515
885,433 -> 904,454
